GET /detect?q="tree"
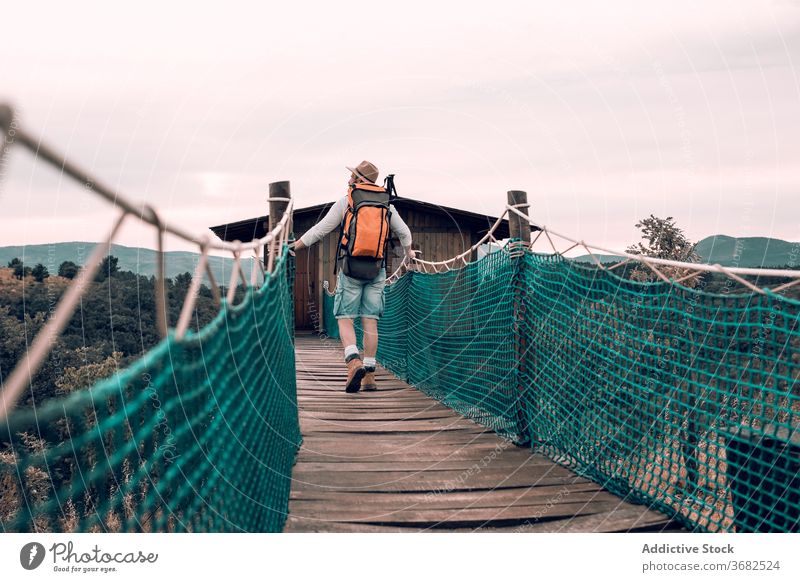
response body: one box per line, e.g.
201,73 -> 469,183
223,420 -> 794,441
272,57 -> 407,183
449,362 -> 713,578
173,272 -> 193,291
627,215 -> 698,261
626,215 -> 699,285
55,351 -> 123,395
31,263 -> 49,283
7,257 -> 21,269
58,261 -> 80,279
95,255 -> 120,282
30,343 -> 110,404
627,214 -> 705,496
13,263 -> 31,280
0,306 -> 46,398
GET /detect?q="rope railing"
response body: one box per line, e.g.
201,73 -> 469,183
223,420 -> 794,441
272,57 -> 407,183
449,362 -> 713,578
504,204 -> 800,291
0,104 -> 293,421
0,105 -> 300,532
379,200 -> 800,292
385,212 -> 510,284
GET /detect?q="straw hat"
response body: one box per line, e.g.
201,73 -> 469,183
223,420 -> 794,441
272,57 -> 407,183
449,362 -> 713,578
345,160 -> 379,184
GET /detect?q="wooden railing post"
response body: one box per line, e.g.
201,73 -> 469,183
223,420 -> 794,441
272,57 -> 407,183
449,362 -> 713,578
507,190 -> 531,243
268,180 -> 291,260
508,189 -> 532,446
268,180 -> 294,331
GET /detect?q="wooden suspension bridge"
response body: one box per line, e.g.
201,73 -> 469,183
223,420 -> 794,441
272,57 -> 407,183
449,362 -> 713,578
285,333 -> 685,533
3,105 -> 797,534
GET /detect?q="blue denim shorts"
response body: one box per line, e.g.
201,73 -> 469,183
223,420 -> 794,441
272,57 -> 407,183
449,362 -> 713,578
333,267 -> 386,320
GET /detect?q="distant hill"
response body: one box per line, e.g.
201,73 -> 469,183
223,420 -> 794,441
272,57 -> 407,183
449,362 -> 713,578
0,242 -> 258,283
572,235 -> 798,268
693,235 -> 798,268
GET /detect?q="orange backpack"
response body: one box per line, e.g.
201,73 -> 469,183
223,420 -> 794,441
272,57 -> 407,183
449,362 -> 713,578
337,175 -> 398,280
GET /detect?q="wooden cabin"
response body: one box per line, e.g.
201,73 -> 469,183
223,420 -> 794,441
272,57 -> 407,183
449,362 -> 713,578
209,198 -> 510,330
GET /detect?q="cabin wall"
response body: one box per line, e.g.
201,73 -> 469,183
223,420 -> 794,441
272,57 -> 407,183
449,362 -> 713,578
292,214 -> 325,330
395,206 -> 475,268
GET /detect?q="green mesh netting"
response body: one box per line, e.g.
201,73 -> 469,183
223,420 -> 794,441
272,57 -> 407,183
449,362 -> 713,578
336,247 -> 799,532
0,248 -> 300,532
517,252 -> 799,532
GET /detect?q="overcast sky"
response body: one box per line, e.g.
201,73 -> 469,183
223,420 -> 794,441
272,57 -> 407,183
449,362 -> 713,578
1,0 -> 798,256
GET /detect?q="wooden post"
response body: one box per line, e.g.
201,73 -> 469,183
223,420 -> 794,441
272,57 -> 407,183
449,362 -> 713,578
508,189 -> 532,446
507,190 -> 531,243
268,181 -> 290,232
268,180 -> 291,261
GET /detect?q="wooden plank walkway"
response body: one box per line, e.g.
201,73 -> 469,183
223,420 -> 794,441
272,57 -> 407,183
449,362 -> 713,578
285,333 -> 684,532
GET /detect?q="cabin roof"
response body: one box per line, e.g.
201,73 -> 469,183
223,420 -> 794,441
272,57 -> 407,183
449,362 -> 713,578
209,197 -> 510,243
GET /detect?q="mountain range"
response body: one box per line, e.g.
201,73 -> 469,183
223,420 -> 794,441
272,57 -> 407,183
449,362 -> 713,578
572,235 -> 798,268
2,235 -> 797,281
0,242 -> 258,283
693,235 -> 798,268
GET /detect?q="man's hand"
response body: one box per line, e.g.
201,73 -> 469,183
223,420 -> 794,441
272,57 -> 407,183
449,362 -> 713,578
288,239 -> 306,257
404,246 -> 417,261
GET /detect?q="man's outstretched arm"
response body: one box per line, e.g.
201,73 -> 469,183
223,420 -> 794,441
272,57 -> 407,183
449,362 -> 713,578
292,197 -> 347,252
389,205 -> 415,259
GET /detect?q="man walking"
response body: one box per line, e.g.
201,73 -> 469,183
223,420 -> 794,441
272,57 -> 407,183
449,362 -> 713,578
291,161 -> 414,393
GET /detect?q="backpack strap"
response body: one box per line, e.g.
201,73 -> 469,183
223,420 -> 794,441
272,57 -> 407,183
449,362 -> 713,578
334,192 -> 354,275
381,175 -> 399,269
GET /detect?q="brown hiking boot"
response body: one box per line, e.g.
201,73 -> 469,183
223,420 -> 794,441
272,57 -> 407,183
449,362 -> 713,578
344,355 -> 366,393
362,368 -> 377,391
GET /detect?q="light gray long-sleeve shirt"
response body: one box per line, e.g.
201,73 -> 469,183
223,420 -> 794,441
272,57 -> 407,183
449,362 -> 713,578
299,196 -> 412,249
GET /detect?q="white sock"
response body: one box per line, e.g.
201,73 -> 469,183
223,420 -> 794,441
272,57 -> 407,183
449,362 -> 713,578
344,345 -> 359,360
364,356 -> 376,369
